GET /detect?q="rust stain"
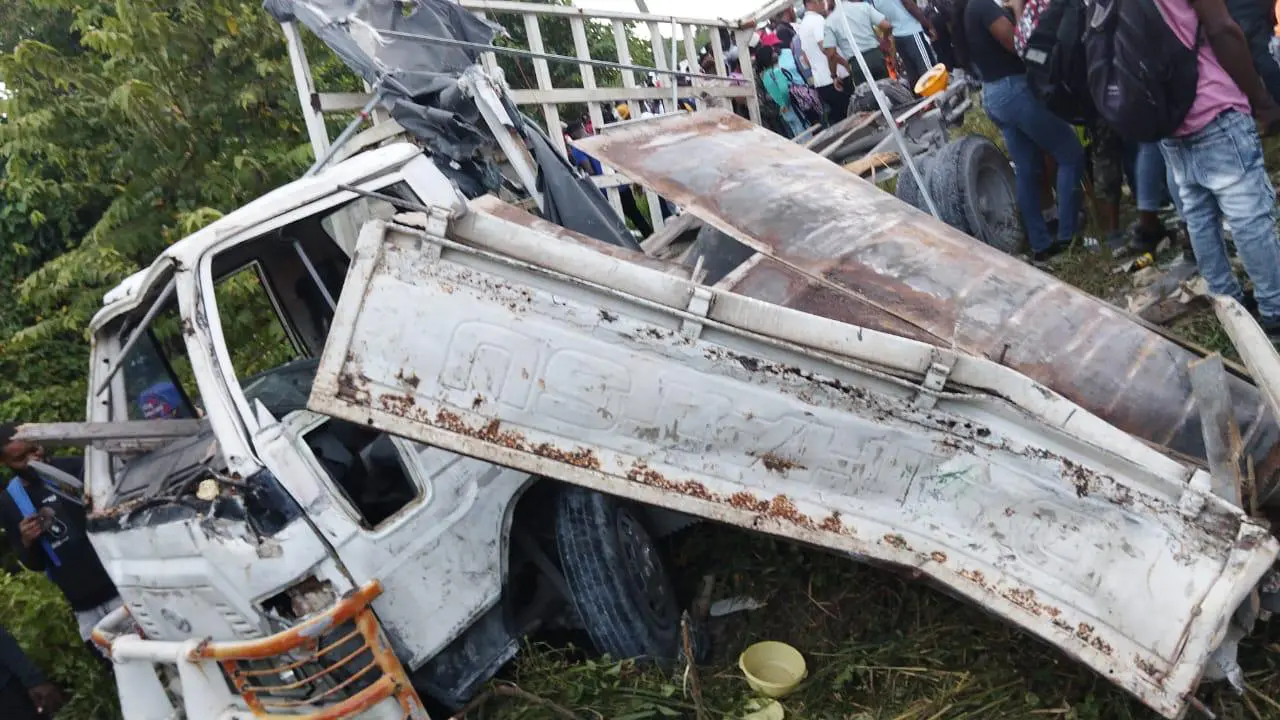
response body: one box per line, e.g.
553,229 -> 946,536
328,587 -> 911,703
622,463 -> 824,532
758,452 -> 805,474
1135,655 -> 1166,684
1015,442 -> 1245,553
728,491 -> 770,513
958,568 -> 991,591
336,370 -> 372,405
534,443 -> 602,471
1070,620 -> 1111,661
883,533 -> 911,551
768,495 -> 816,529
638,327 -> 672,341
399,407 -> 610,474
820,512 -> 846,534
394,369 -> 420,389
930,550 -> 947,563
472,394 -> 485,410
1001,586 -> 1061,620
378,393 -> 415,417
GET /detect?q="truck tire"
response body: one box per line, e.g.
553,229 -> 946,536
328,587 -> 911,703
555,487 -> 681,663
922,137 -> 978,237
928,135 -> 1024,254
893,156 -> 933,213
851,78 -> 916,114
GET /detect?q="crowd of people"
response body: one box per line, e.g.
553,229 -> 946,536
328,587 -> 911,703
733,0 -> 1280,344
748,0 -> 942,130
950,0 -> 1280,338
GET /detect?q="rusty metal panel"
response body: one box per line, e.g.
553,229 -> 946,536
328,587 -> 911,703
576,110 -> 1280,503
310,219 -> 1276,720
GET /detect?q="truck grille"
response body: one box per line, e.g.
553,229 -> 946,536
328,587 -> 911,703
191,582 -> 425,718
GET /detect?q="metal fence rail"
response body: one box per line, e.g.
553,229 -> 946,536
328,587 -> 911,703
284,0 -> 779,232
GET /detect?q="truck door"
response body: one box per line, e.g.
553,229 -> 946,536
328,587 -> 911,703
200,166 -> 531,668
253,408 -> 530,668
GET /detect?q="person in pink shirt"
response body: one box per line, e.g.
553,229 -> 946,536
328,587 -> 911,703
1156,0 -> 1280,342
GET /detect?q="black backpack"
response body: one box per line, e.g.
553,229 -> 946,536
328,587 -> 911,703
1022,0 -> 1095,125
1083,0 -> 1199,142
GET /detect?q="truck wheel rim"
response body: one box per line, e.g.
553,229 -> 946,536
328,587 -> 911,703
616,510 -> 675,628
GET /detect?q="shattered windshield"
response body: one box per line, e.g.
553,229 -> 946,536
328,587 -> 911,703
114,293 -> 201,423
119,331 -> 199,422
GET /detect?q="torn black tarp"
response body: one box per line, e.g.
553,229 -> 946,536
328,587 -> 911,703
523,118 -> 638,250
263,0 -> 497,161
262,0 -> 639,250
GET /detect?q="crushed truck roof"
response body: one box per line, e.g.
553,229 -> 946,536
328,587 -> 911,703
90,144 -> 422,331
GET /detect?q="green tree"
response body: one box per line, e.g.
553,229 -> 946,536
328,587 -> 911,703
0,0 -> 327,423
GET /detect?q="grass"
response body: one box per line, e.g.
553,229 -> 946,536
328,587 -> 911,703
460,109 -> 1280,720
483,526 -> 1280,720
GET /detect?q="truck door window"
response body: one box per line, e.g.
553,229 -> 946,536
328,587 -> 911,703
120,304 -> 200,421
303,422 -> 417,528
207,189 -> 424,528
213,263 -> 303,380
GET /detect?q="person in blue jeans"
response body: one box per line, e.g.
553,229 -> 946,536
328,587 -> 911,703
1126,142 -> 1180,251
957,0 -> 1084,264
1155,0 -> 1280,338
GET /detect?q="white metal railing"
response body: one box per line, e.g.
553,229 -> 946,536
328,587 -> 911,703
285,0 -> 784,232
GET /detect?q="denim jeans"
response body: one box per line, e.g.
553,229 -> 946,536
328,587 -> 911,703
1160,110 -> 1280,318
1133,142 -> 1178,214
780,107 -> 807,138
982,74 -> 1086,252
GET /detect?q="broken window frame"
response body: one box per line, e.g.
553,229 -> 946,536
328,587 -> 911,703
210,260 -> 307,381
194,175 -> 417,438
285,411 -> 428,531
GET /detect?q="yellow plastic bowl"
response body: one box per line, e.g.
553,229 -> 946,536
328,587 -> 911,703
915,63 -> 950,97
738,641 -> 807,698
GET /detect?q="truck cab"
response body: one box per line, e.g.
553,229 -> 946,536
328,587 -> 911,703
84,145 -> 658,718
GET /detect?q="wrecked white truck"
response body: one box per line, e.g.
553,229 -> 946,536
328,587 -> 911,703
24,1 -> 1280,719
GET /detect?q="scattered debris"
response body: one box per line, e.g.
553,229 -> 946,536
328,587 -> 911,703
680,612 -> 707,720
709,596 -> 767,618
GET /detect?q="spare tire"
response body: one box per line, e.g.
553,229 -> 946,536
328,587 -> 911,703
928,135 -> 1024,254
893,156 -> 933,213
851,78 -> 916,114
921,138 -> 978,237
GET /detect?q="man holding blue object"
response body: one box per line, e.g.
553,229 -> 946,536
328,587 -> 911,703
0,424 -> 120,660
